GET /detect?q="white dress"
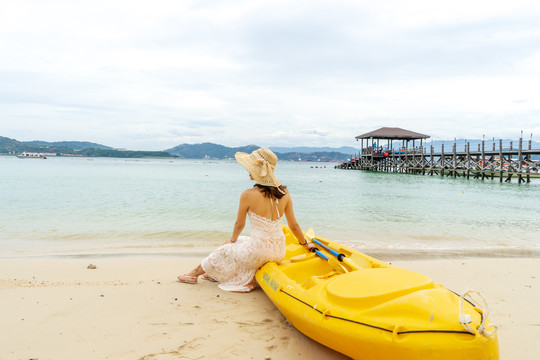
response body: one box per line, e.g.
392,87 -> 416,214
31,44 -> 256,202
201,201 -> 286,292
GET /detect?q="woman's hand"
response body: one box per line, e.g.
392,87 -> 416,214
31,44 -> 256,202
304,243 -> 316,251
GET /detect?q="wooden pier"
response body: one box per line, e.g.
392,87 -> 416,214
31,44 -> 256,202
336,127 -> 540,183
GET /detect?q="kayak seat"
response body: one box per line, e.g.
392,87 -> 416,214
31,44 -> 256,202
303,271 -> 340,289
326,267 -> 434,307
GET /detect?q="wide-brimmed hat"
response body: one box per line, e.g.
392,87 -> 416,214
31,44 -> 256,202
235,147 -> 282,189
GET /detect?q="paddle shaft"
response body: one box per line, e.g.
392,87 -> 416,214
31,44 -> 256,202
306,229 -> 357,271
311,248 -> 329,261
310,238 -> 361,271
310,248 -> 348,273
311,238 -> 346,261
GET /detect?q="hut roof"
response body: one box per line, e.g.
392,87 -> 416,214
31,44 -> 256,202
355,127 -> 430,140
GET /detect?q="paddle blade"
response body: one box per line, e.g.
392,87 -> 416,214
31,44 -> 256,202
342,258 -> 360,271
306,228 -> 315,241
328,258 -> 348,274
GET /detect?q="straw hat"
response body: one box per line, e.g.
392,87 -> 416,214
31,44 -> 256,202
235,147 -> 282,189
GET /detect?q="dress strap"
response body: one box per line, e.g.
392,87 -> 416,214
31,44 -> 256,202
270,198 -> 280,220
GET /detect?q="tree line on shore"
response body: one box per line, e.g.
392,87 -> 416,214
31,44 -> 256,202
0,136 -> 350,161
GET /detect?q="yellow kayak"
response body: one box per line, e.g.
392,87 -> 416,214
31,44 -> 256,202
255,225 -> 499,360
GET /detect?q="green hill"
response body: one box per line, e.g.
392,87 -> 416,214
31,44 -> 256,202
165,142 -> 348,161
0,136 -> 61,154
26,140 -> 112,151
0,136 -> 112,154
273,151 -> 348,162
0,136 -> 176,158
1,136 -> 349,161
165,143 -> 260,159
77,148 -> 175,158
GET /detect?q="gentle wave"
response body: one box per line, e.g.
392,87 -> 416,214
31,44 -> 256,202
4,243 -> 539,260
356,245 -> 540,260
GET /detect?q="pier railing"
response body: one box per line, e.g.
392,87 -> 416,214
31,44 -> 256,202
337,138 -> 539,183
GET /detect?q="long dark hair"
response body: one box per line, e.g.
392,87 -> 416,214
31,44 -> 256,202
254,184 -> 287,199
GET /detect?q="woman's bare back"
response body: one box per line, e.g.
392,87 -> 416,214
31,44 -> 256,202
243,188 -> 289,220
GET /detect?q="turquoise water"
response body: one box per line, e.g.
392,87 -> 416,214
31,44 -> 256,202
1,156 -> 539,258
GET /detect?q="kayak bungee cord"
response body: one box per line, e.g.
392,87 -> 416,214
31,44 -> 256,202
279,289 -> 476,336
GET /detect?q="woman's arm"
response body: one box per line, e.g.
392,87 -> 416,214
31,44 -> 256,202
228,190 -> 250,243
283,194 -> 315,250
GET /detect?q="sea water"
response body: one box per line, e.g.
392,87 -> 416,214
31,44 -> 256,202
1,156 -> 539,258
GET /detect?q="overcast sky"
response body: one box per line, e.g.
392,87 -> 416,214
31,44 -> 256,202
1,0 -> 540,150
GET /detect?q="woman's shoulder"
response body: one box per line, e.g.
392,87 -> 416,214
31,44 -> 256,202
280,189 -> 291,201
241,186 -> 290,200
281,187 -> 290,196
241,188 -> 260,198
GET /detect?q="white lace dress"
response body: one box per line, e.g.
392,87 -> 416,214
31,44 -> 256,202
201,209 -> 286,292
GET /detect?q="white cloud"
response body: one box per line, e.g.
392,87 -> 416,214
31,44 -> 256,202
1,0 -> 540,150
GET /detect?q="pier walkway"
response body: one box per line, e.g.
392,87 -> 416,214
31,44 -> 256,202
336,127 -> 539,183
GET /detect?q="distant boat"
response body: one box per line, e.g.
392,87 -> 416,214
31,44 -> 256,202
16,152 -> 47,159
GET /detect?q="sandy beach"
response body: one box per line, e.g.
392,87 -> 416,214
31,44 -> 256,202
1,256 -> 538,360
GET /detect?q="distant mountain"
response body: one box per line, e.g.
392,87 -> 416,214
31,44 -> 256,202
0,136 -> 69,154
76,148 -> 176,158
0,136 -> 176,158
270,146 -> 361,154
0,136 -> 113,154
273,151 -> 348,162
165,143 -> 260,159
25,140 -> 112,151
165,142 -> 349,161
0,136 -> 21,152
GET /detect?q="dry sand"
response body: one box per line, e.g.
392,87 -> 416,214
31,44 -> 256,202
0,256 -> 538,360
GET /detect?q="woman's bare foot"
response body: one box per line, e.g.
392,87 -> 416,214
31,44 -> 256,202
177,274 -> 198,284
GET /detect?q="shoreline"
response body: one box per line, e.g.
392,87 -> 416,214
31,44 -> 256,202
1,256 -> 539,360
2,245 -> 540,260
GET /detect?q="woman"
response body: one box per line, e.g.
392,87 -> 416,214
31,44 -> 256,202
177,147 -> 315,292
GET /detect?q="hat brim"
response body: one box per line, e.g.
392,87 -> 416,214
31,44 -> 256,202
235,151 -> 282,188
234,152 -> 252,173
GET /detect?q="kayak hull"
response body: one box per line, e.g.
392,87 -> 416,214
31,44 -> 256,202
255,226 -> 499,360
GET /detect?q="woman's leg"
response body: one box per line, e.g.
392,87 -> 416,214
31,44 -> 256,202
177,264 -> 205,284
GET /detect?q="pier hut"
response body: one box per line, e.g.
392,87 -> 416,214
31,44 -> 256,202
355,127 -> 430,159
349,127 -> 430,174
338,127 -> 539,183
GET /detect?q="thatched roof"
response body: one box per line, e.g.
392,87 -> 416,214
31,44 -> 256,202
355,127 -> 430,140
